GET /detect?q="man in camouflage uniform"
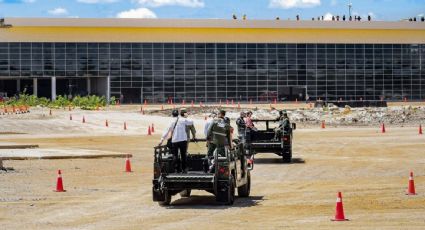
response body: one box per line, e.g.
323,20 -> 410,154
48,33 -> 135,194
274,110 -> 291,140
206,110 -> 232,172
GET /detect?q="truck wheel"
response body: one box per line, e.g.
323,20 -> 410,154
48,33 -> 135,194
180,189 -> 191,198
158,190 -> 172,206
216,175 -> 235,205
282,148 -> 292,163
238,170 -> 250,197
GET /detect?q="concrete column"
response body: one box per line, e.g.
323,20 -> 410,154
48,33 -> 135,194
51,77 -> 56,101
106,76 -> 110,104
33,78 -> 38,97
86,78 -> 91,95
16,79 -> 21,93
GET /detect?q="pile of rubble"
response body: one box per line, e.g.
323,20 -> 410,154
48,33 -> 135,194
149,105 -> 425,126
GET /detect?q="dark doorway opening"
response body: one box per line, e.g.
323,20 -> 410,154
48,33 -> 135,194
57,78 -> 88,97
278,86 -> 306,102
38,78 -> 51,99
121,88 -> 141,104
0,80 -> 17,98
21,79 -> 33,95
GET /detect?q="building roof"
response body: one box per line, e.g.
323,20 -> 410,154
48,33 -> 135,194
4,18 -> 425,30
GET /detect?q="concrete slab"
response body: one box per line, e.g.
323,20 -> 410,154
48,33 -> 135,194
0,148 -> 131,160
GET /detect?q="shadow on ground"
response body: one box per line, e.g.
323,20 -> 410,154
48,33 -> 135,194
167,195 -> 264,209
254,157 -> 305,164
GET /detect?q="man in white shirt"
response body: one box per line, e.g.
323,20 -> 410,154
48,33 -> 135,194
159,109 -> 196,173
204,112 -> 217,138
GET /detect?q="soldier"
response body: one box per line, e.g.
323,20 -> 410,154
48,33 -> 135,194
206,110 -> 232,172
236,111 -> 246,142
274,110 -> 291,140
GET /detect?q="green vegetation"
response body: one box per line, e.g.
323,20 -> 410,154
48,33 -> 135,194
0,94 -> 114,110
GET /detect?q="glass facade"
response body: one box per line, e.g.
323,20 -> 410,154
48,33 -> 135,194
0,42 -> 424,102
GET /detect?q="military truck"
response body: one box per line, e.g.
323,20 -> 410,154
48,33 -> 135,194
244,119 -> 296,163
152,140 -> 253,206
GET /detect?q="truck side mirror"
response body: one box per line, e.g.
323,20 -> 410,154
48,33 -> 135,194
292,123 -> 297,130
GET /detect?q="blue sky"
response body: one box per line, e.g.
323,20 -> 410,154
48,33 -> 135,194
0,0 -> 424,20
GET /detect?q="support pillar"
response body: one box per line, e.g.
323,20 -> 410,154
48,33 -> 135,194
33,78 -> 38,97
51,76 -> 56,101
87,77 -> 91,95
106,76 -> 110,104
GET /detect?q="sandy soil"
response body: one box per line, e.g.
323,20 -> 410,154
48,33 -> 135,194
0,106 -> 424,229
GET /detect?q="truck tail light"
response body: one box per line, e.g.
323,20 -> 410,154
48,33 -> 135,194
218,167 -> 229,176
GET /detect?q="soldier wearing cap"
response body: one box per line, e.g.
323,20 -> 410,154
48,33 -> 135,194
236,111 -> 247,142
274,110 -> 291,140
206,110 -> 232,171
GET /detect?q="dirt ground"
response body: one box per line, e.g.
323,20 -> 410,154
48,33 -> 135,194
0,105 -> 424,230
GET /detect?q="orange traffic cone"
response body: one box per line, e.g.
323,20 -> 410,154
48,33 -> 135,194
105,120 -> 109,127
191,100 -> 194,108
82,116 -> 86,123
124,122 -> 127,130
151,123 -> 155,133
406,171 -> 417,195
331,192 -> 348,221
69,114 -> 73,121
321,120 -> 326,129
381,123 -> 386,133
54,170 -> 66,192
161,104 -> 164,110
148,125 -> 152,135
419,125 -> 423,135
125,155 -> 132,173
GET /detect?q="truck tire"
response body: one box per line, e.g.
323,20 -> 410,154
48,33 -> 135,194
180,189 -> 191,198
282,148 -> 292,163
216,175 -> 235,205
238,170 -> 251,197
158,190 -> 172,206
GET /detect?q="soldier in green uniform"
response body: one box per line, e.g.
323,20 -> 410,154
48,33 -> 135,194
206,110 -> 232,163
274,110 -> 291,140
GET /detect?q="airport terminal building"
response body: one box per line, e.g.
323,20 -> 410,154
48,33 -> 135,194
0,18 -> 424,103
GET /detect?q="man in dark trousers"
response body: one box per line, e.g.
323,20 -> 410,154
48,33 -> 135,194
206,110 -> 232,172
159,109 -> 195,173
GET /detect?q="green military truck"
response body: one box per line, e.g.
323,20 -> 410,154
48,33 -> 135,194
152,140 -> 252,206
245,119 -> 296,163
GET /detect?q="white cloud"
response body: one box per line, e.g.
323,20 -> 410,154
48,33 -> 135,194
77,0 -> 118,3
23,0 -> 36,3
116,7 -> 157,18
323,12 -> 333,21
134,0 -> 204,8
269,0 -> 321,9
330,0 -> 337,6
48,7 -> 68,15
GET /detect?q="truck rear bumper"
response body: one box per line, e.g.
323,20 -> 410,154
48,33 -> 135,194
163,172 -> 215,190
